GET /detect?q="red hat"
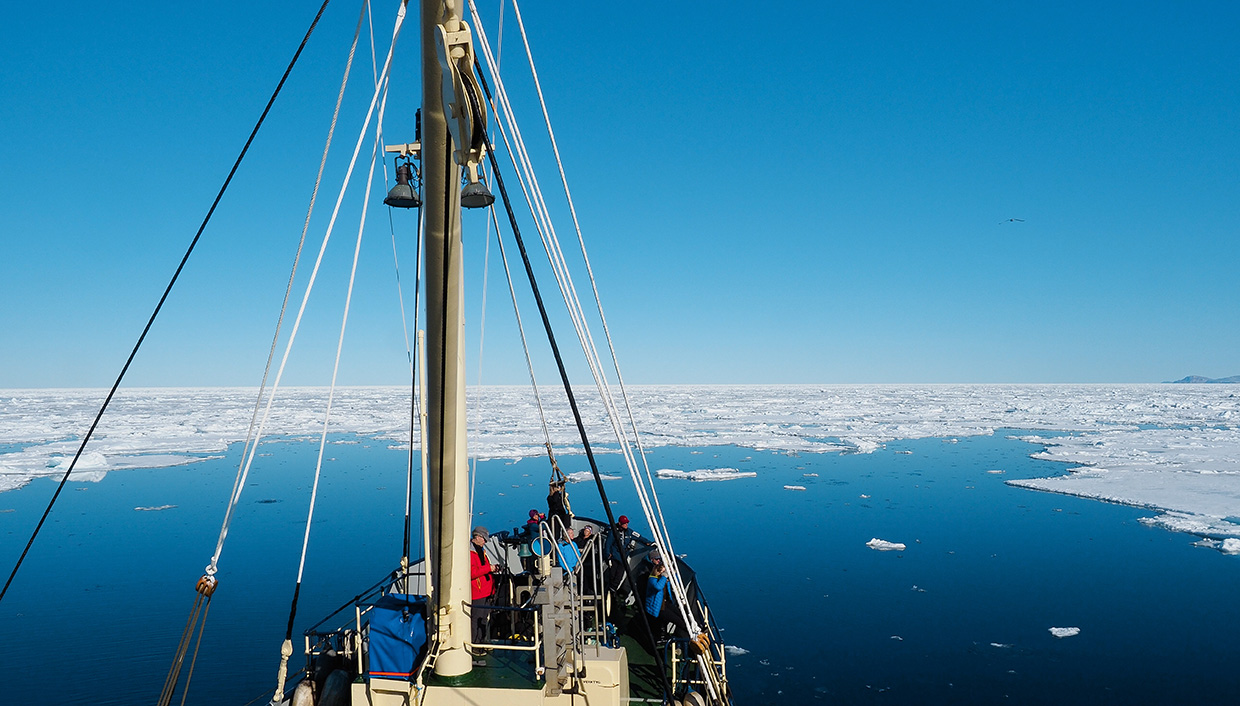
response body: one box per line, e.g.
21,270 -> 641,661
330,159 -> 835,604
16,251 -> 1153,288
618,515 -> 629,525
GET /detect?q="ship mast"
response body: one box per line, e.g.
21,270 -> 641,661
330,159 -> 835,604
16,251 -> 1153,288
421,0 -> 471,679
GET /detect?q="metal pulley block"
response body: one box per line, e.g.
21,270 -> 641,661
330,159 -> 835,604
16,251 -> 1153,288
434,20 -> 489,186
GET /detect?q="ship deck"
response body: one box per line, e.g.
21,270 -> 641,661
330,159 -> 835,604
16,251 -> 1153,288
423,648 -> 542,690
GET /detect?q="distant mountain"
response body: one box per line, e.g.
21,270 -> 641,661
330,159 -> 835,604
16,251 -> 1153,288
1168,375 -> 1240,384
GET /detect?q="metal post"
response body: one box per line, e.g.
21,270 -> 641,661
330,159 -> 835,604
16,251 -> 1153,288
422,0 -> 472,679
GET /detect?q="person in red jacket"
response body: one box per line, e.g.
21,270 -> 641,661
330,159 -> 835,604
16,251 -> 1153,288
470,526 -> 495,643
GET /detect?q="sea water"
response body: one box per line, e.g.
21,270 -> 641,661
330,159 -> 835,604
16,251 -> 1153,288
1,432 -> 1239,704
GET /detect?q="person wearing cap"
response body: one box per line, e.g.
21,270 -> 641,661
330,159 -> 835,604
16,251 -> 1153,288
605,515 -> 640,566
470,526 -> 496,643
604,515 -> 641,600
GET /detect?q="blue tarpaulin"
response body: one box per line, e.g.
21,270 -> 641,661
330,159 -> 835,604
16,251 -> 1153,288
367,594 -> 427,680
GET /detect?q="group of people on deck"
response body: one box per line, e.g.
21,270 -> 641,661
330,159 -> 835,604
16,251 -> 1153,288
467,478 -> 683,647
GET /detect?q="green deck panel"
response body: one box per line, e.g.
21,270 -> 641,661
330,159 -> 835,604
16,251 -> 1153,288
619,633 -> 667,703
614,603 -> 667,703
421,649 -> 543,690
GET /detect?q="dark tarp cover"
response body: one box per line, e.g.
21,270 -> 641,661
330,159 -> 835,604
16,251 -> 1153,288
367,594 -> 427,680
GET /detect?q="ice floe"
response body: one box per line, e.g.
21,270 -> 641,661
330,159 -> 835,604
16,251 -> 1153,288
134,505 -> 176,512
1,384 -> 1238,545
565,471 -> 622,483
1049,627 -> 1081,638
783,485 -> 807,491
724,645 -> 749,656
866,538 -> 906,551
1222,538 -> 1240,555
655,468 -> 756,482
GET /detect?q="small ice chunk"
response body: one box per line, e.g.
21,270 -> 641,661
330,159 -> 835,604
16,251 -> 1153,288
890,635 -> 903,641
990,642 -> 1012,649
784,485 -> 807,491
134,505 -> 176,512
867,538 -> 906,551
725,645 -> 749,656
987,470 -> 1005,474
803,473 -> 819,477
1049,627 -> 1080,638
1221,538 -> 1240,555
859,494 -> 870,499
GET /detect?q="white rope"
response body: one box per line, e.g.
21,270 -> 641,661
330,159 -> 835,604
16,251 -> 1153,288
469,0 -> 662,566
295,1 -> 405,585
509,0 -> 692,619
490,202 -> 556,454
497,5 -> 724,695
468,184 -> 493,518
470,12 -> 714,693
367,0 -> 422,553
206,2 -> 366,575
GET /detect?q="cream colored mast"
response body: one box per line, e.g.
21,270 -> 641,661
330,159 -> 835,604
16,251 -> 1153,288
421,0 -> 471,679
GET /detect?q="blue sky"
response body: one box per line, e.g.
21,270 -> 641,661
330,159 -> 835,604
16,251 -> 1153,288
1,1 -> 1237,387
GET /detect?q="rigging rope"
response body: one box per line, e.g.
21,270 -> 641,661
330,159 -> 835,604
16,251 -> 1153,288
0,0 -> 333,607
468,195 -> 494,518
154,4 -> 355,704
469,4 -> 726,699
272,5 -> 407,701
509,2 -> 694,641
366,0 -> 422,582
469,0 -> 701,636
489,203 -> 558,464
507,0 -> 697,627
156,576 -> 216,706
469,82 -> 672,704
206,0 -> 366,579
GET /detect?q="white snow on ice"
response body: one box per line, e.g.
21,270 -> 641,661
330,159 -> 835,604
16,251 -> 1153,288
564,471 -> 622,483
1,385 -> 1239,545
1049,627 -> 1081,638
656,468 -> 756,481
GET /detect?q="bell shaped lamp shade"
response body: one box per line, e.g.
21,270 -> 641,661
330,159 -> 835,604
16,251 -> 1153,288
460,180 -> 495,209
383,163 -> 421,208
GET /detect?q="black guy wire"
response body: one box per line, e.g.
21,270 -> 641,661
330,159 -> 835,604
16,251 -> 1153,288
0,0 -> 333,606
469,69 -> 674,704
434,134 -> 453,644
409,191 -> 429,573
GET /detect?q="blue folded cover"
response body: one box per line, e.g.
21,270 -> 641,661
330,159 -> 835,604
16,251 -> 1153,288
558,541 -> 580,572
368,594 -> 427,680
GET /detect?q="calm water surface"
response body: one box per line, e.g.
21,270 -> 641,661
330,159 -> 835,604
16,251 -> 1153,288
1,432 -> 1238,704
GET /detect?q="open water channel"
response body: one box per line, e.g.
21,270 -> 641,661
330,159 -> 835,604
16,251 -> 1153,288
1,431 -> 1238,704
